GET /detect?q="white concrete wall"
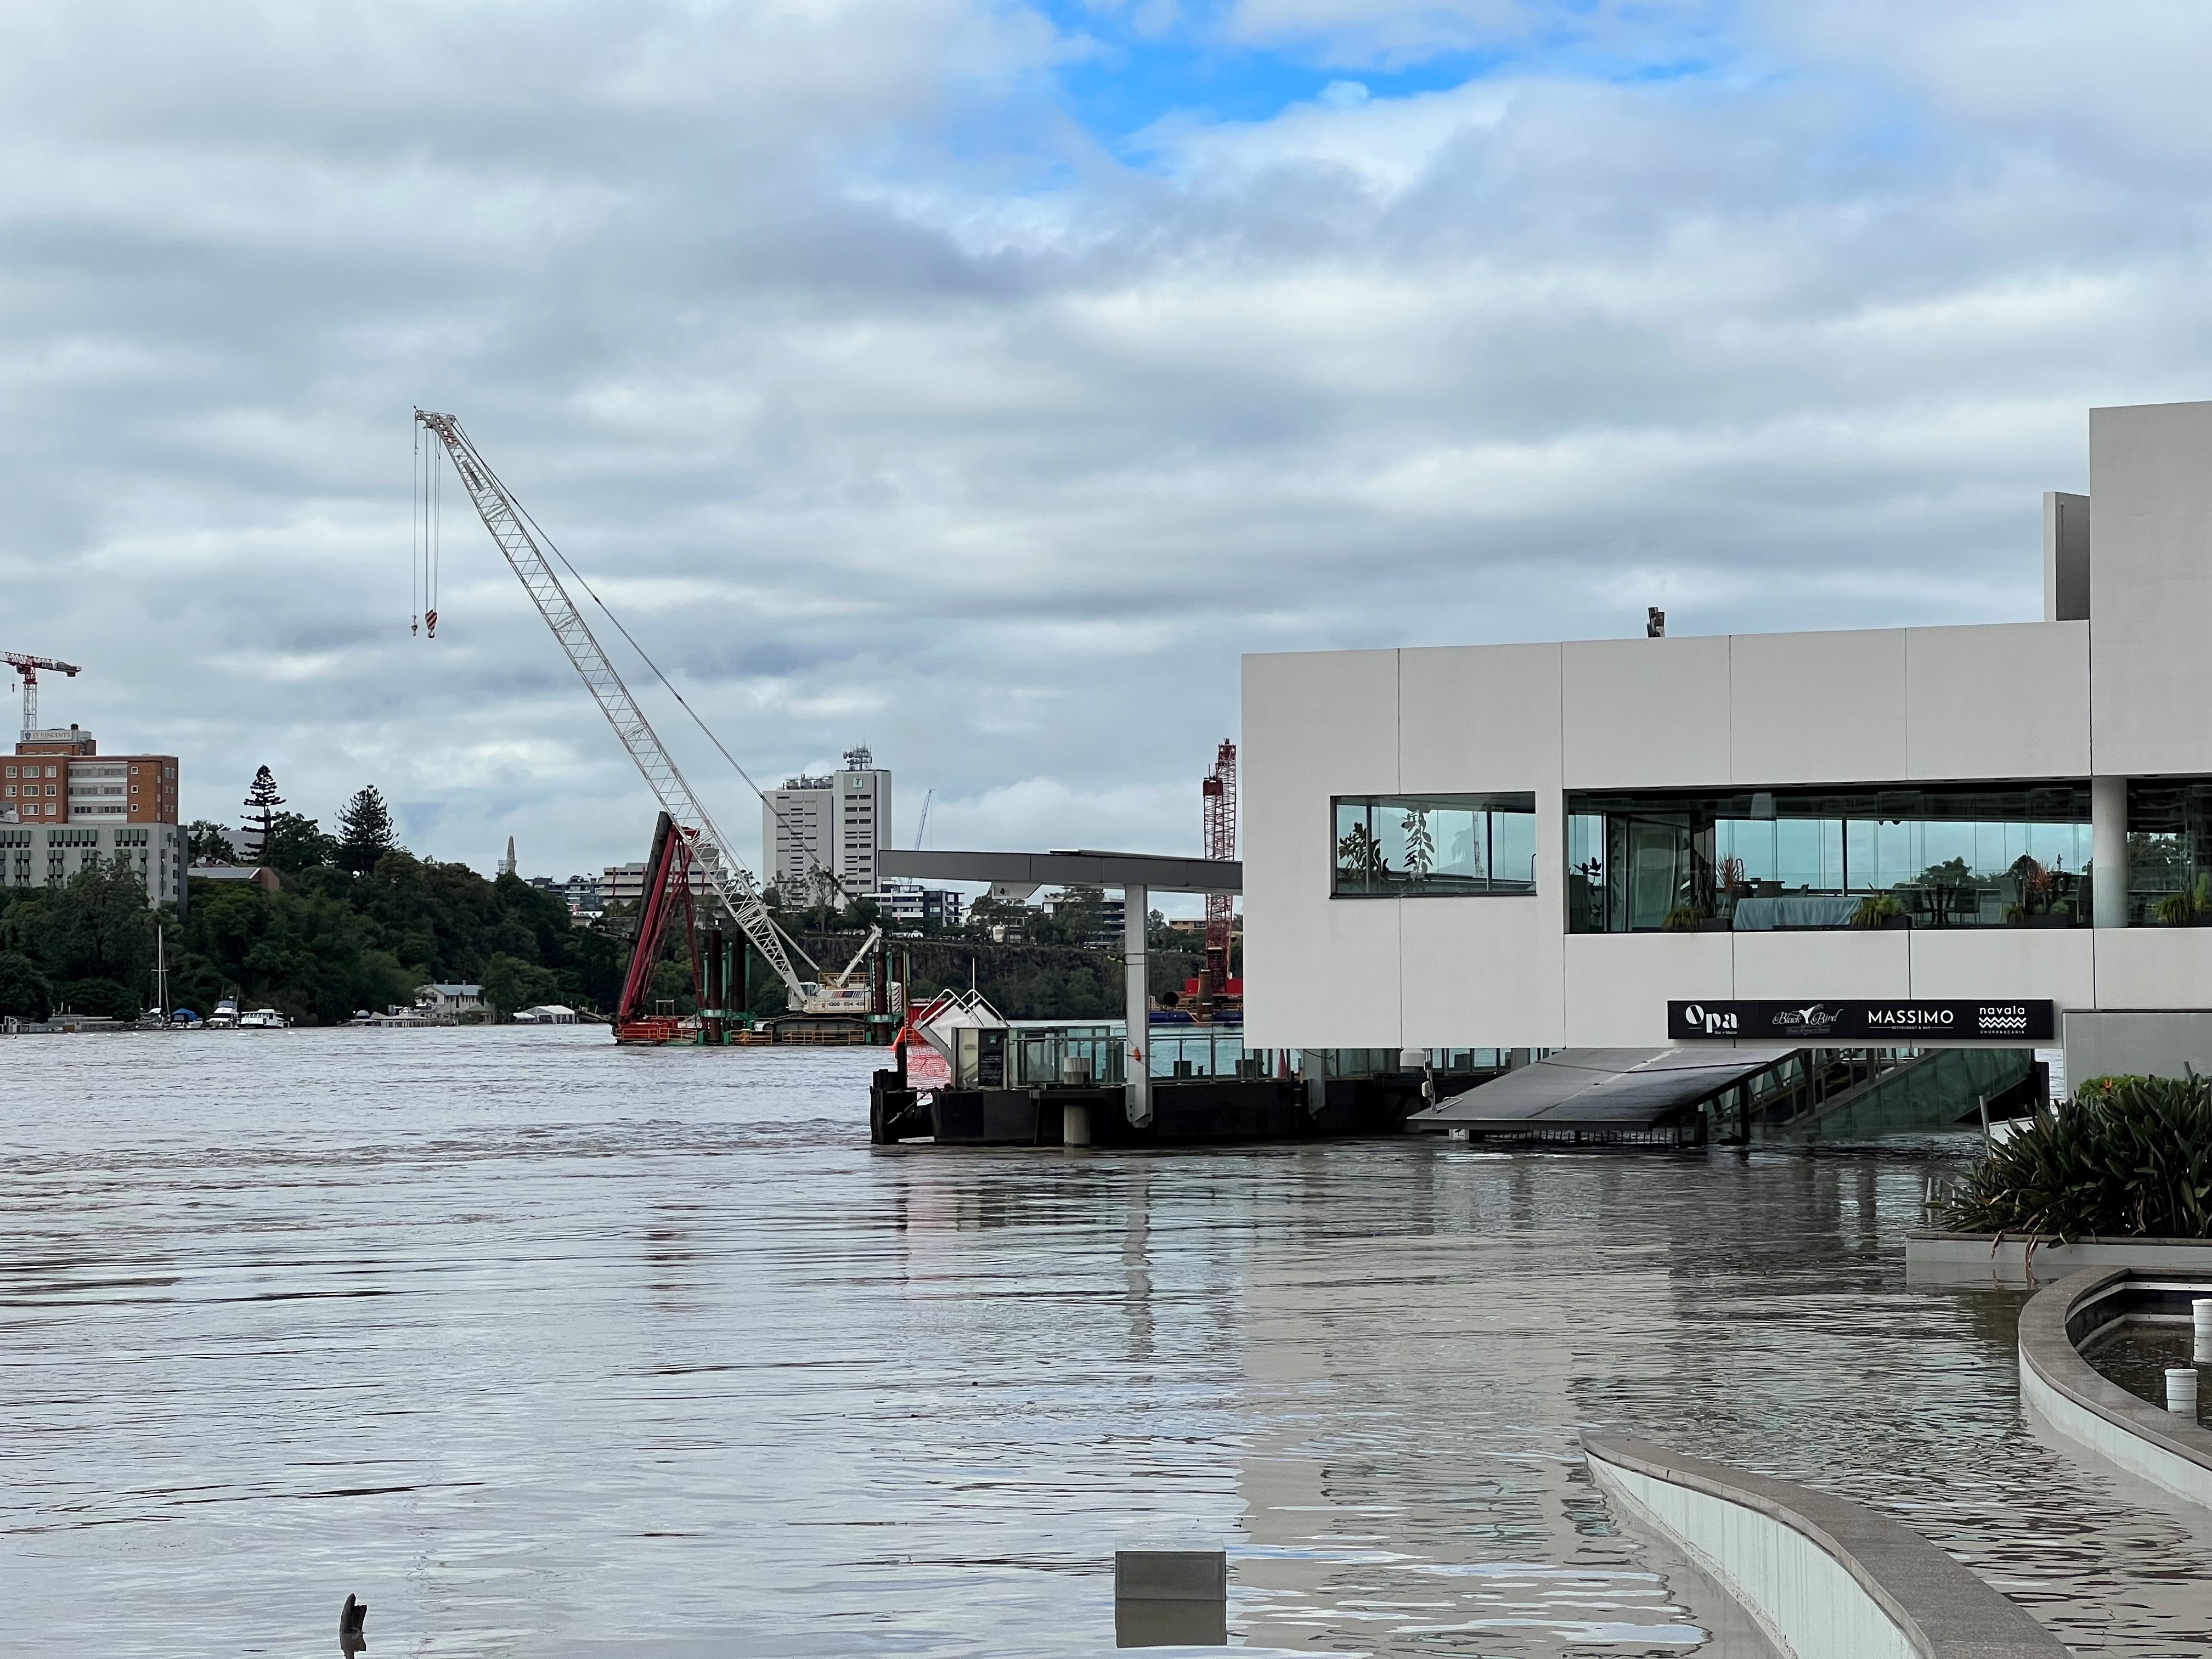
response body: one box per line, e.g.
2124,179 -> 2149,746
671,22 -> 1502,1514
2091,400 -> 2212,778
1906,622 -> 2089,780
2021,1343 -> 2212,1511
1242,649 -> 1403,1048
1588,1459 -> 1918,1659
2065,1009 -> 2212,1085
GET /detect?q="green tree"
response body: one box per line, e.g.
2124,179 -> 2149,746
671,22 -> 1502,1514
58,977 -> 139,1020
335,786 -> 397,877
241,766 -> 284,861
260,811 -> 336,874
0,950 -> 52,1019
45,856 -> 157,988
482,951 -> 561,1018
185,820 -> 236,863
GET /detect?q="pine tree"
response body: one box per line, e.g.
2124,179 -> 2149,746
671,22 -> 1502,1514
335,786 -> 396,877
241,766 -> 285,862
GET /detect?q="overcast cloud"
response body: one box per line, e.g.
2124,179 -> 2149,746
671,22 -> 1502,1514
3,0 -> 2207,896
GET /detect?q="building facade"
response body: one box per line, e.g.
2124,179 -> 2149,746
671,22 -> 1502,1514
869,880 -> 965,930
762,746 -> 891,901
0,822 -> 185,907
3,725 -> 182,906
601,860 -> 718,909
1241,399 -> 2212,1071
6,728 -> 179,826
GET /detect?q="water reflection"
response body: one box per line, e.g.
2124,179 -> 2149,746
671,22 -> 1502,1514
1,1030 -> 2208,1654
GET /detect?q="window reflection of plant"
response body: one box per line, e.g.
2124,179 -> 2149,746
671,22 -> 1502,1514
1336,821 -> 1386,889
2002,854 -> 2078,922
1400,807 -> 1435,885
1917,856 -> 1978,928
1571,855 -> 1605,932
1714,855 -> 1746,919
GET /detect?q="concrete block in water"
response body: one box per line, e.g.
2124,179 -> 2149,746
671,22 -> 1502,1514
1114,1549 -> 1226,1600
1114,1551 -> 1227,1648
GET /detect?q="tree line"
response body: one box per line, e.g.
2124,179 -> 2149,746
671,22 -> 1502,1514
0,770 -> 1234,1026
0,775 -> 625,1024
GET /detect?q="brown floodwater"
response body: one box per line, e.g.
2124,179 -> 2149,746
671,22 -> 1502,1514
4,1026 -> 2210,1655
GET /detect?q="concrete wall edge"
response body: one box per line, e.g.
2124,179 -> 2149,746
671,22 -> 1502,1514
1582,1433 -> 2065,1659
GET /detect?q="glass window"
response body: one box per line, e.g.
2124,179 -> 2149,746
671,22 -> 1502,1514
2122,778 -> 2212,926
1566,782 -> 2092,932
1332,793 -> 1537,897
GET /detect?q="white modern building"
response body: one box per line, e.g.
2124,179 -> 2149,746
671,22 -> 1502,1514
762,746 -> 890,902
1243,399 -> 2212,1077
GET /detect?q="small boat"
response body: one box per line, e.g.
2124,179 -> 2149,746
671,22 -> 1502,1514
207,997 -> 240,1029
237,1007 -> 290,1029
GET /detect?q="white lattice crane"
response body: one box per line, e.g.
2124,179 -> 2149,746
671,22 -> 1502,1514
412,409 -> 814,1007
4,651 -> 81,741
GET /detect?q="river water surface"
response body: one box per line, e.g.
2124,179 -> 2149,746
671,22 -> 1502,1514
5,1028 -> 2211,1656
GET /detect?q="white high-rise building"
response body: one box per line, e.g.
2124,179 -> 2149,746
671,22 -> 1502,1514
763,746 -> 891,904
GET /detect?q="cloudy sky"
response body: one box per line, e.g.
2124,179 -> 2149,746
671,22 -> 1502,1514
5,1 -> 2209,897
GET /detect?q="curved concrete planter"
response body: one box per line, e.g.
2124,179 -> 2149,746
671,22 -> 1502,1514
1907,1229 -> 2212,1287
1583,1435 -> 2066,1659
2019,1266 -> 2212,1509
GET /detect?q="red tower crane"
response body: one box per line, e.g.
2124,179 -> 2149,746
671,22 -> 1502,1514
1200,738 -> 1237,1010
3,651 -> 82,741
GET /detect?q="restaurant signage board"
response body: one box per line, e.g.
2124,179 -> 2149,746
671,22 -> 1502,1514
1667,999 -> 2055,1042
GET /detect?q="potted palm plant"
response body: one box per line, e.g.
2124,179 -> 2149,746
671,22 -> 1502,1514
1849,893 -> 1909,930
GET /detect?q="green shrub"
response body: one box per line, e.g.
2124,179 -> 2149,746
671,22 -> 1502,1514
1940,1074 -> 2212,1240
1850,893 -> 1903,928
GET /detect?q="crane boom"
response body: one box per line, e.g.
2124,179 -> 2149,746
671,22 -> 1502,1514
413,409 -> 807,1003
4,651 -> 82,740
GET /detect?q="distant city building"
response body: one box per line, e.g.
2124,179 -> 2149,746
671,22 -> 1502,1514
763,746 -> 890,903
8,728 -> 179,825
0,822 -> 186,908
563,873 -> 603,917
4,725 -> 183,908
498,836 -> 517,878
601,859 -> 715,909
1042,890 -> 1126,947
869,881 -> 964,930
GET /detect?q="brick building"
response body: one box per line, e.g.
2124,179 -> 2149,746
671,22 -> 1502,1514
2,725 -> 183,907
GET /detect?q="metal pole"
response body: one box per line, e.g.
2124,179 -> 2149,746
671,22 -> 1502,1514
1125,882 -> 1151,1127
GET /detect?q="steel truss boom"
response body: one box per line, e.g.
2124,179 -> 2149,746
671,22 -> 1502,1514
413,409 -> 805,1002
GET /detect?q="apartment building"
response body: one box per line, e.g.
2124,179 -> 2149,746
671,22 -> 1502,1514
761,746 -> 891,902
2,725 -> 183,907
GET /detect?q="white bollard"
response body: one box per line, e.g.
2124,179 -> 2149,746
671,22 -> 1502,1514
2193,1299 -> 2212,1363
2166,1367 -> 2199,1418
